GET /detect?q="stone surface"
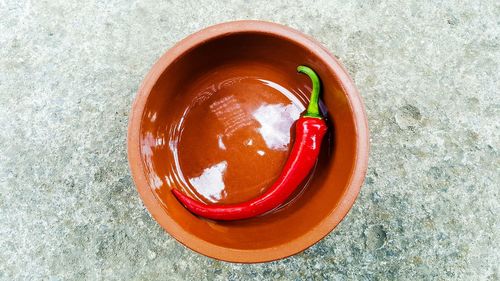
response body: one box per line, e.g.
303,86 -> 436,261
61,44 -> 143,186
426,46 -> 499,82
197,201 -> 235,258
1,0 -> 499,280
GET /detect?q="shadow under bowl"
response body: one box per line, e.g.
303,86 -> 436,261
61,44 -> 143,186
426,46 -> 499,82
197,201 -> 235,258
128,20 -> 369,263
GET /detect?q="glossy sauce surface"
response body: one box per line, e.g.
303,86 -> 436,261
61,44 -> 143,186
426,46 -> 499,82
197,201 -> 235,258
147,61 -> 316,207
177,63 -> 310,205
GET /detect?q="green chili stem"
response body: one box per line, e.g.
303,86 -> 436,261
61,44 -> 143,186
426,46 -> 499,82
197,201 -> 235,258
297,65 -> 321,118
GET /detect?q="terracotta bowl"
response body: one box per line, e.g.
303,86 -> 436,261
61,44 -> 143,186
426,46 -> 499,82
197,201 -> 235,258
128,20 -> 369,263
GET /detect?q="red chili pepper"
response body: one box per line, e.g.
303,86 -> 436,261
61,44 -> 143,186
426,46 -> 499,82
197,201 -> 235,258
171,65 -> 328,220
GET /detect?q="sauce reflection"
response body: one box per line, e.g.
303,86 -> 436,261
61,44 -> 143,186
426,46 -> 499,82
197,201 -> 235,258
252,103 -> 301,151
188,161 -> 228,203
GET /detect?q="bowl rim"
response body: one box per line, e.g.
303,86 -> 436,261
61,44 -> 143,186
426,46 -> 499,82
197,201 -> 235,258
127,20 -> 369,263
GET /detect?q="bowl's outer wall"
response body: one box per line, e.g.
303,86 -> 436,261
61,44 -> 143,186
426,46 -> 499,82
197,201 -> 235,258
128,20 -> 369,263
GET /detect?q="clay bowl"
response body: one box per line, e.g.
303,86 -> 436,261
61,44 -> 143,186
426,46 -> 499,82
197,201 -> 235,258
128,20 -> 369,263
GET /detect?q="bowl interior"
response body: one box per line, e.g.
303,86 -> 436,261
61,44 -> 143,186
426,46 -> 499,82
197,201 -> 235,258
138,32 -> 358,253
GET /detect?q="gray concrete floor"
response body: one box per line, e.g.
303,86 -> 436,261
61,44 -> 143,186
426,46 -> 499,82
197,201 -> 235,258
1,0 -> 499,280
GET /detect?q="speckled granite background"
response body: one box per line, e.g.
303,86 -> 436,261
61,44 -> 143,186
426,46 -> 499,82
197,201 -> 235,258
1,0 -> 499,280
